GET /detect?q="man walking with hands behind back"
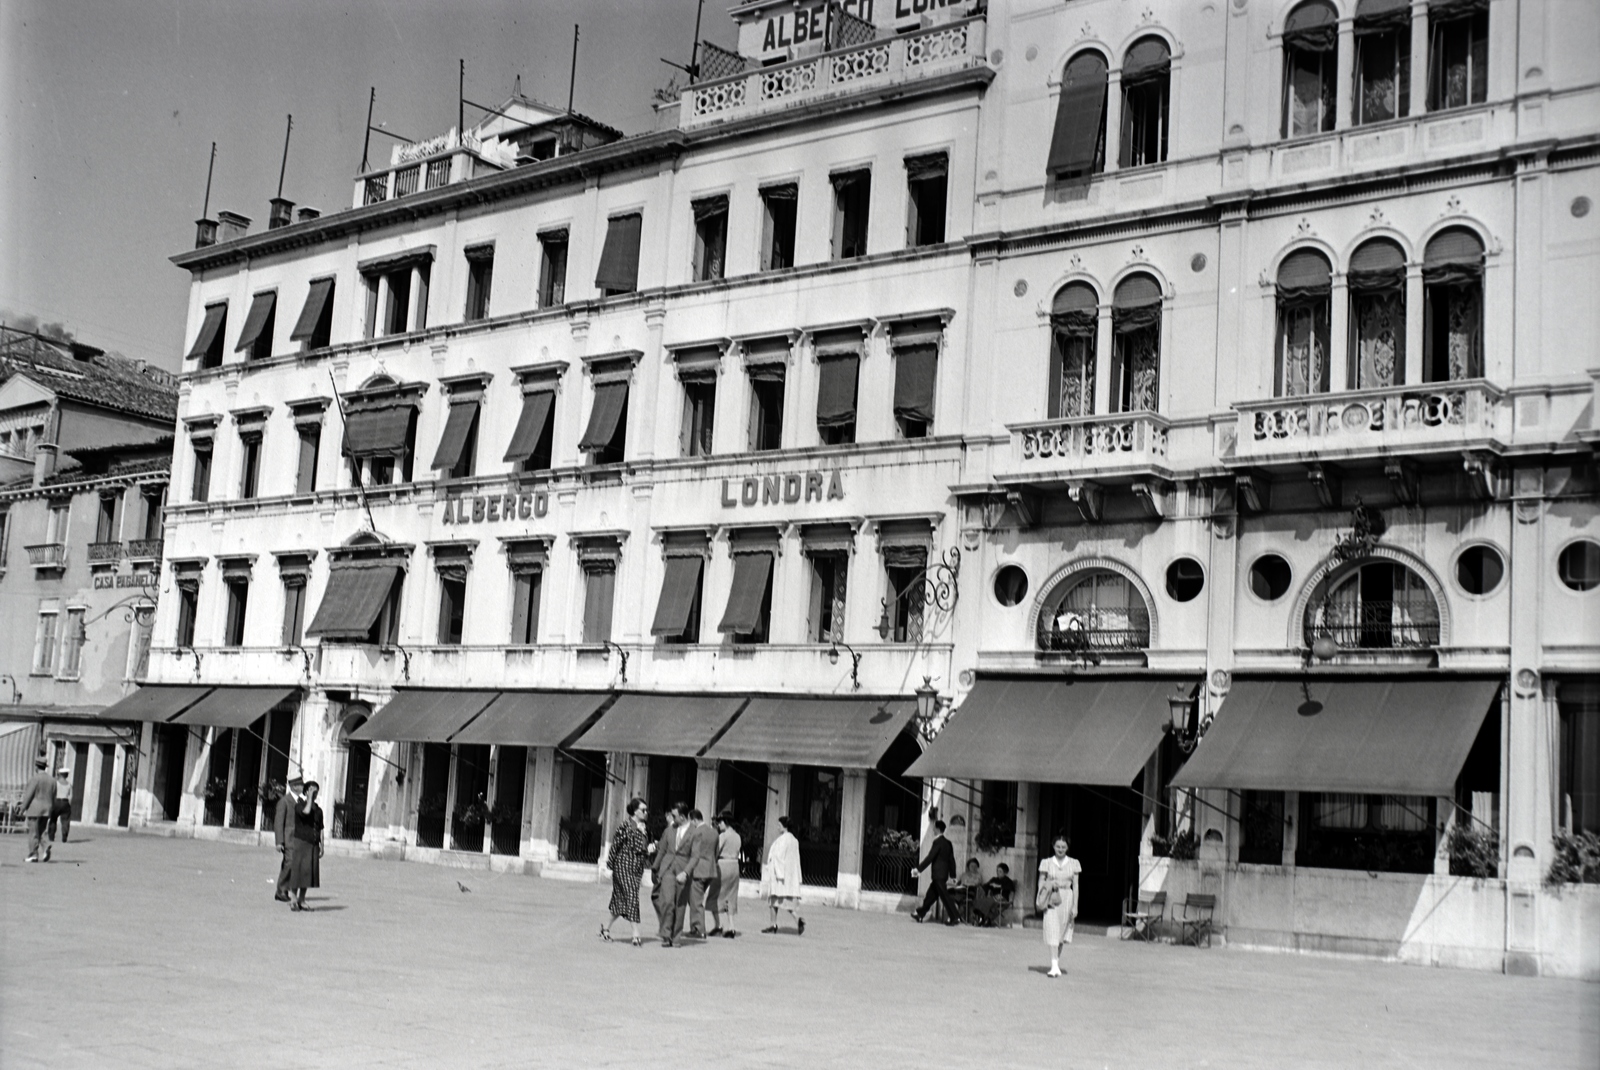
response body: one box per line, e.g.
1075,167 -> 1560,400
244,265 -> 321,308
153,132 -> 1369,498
910,819 -> 961,925
22,756 -> 56,862
273,776 -> 304,903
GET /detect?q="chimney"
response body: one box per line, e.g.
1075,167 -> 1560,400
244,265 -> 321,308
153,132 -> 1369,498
216,210 -> 251,242
296,206 -> 321,223
268,197 -> 295,229
194,218 -> 218,248
32,443 -> 58,487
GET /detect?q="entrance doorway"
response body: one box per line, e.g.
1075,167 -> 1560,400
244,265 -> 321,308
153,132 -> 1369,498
416,742 -> 451,848
714,760 -> 768,878
558,749 -> 607,862
338,741 -> 371,841
647,755 -> 698,838
1036,783 -> 1143,925
151,723 -> 187,821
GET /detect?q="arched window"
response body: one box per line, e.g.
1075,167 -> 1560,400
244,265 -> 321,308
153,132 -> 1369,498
1275,250 -> 1332,396
1111,274 -> 1162,412
1120,38 -> 1170,168
1353,0 -> 1412,125
1348,238 -> 1407,389
1304,560 -> 1440,650
1422,228 -> 1485,382
1282,1 -> 1338,137
1037,569 -> 1151,652
1049,283 -> 1098,417
1047,52 -> 1109,184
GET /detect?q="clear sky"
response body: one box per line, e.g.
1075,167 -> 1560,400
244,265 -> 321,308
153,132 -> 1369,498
0,0 -> 737,369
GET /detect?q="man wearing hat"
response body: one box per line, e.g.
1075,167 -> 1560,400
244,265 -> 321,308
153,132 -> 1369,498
47,767 -> 73,843
273,776 -> 305,902
21,756 -> 57,862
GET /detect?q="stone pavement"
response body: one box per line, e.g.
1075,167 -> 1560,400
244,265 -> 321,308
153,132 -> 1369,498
2,832 -> 1595,1070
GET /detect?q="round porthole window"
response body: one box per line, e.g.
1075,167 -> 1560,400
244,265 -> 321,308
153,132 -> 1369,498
1558,540 -> 1600,592
1249,554 -> 1293,601
993,565 -> 1029,607
1165,558 -> 1204,602
1456,545 -> 1505,595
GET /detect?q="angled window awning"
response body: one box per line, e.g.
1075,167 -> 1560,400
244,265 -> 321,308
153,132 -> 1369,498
447,691 -> 610,747
429,398 -> 479,471
342,401 -> 414,456
94,685 -> 214,723
304,564 -> 399,640
595,213 -> 642,292
290,278 -> 335,341
1047,52 -> 1108,178
706,696 -> 914,768
578,381 -> 629,452
570,694 -> 746,758
718,551 -> 773,634
173,686 -> 300,728
503,389 -> 555,463
651,555 -> 704,637
1171,678 -> 1502,796
348,689 -> 499,743
234,292 -> 278,353
905,678 -> 1176,785
185,304 -> 227,361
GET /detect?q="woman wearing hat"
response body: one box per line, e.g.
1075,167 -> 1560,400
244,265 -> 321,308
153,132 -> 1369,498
286,781 -> 325,911
708,812 -> 741,938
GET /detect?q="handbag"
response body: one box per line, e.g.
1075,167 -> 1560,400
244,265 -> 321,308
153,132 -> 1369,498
1035,882 -> 1062,911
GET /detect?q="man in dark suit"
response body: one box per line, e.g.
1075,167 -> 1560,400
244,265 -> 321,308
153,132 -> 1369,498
273,776 -> 304,902
654,802 -> 693,947
21,757 -> 56,863
910,819 -> 961,925
682,808 -> 719,938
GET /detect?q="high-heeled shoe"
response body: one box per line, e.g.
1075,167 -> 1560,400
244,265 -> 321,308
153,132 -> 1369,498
599,924 -> 612,942
631,937 -> 643,947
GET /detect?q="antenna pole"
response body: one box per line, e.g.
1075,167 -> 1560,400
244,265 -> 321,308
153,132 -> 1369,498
566,24 -> 579,114
688,0 -> 705,82
361,88 -> 376,172
458,59 -> 465,137
276,115 -> 293,199
201,141 -> 216,219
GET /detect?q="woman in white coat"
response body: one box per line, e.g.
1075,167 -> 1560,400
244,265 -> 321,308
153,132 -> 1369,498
760,814 -> 806,935
1038,834 -> 1081,978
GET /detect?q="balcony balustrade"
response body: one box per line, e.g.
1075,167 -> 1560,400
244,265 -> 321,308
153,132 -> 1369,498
87,541 -> 123,563
680,16 -> 987,129
127,538 -> 165,562
25,543 -> 66,569
1003,412 -> 1171,483
1303,600 -> 1440,650
1230,380 -> 1507,464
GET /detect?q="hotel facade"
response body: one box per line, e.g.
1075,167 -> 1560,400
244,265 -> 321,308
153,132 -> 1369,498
118,0 -> 1598,977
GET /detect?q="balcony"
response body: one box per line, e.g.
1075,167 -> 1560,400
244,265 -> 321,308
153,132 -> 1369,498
1304,601 -> 1439,651
127,538 -> 165,562
1000,412 -> 1172,485
679,15 -> 988,130
351,129 -> 515,209
1229,380 -> 1508,467
87,541 -> 123,564
25,543 -> 66,571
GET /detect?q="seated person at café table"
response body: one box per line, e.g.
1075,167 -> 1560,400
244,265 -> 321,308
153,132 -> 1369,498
953,858 -> 1004,926
981,863 -> 1016,925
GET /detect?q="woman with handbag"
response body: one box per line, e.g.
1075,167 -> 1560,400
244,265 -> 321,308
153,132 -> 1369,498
1037,834 -> 1080,978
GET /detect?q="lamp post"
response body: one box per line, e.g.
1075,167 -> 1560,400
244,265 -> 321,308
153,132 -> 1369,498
827,639 -> 861,690
1165,687 -> 1210,753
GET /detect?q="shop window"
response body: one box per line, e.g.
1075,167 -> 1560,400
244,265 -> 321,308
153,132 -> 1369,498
235,291 -> 277,362
1249,554 -> 1293,601
692,196 -> 729,282
1275,249 -> 1333,397
749,366 -> 785,452
1353,0 -> 1411,125
1238,790 -> 1285,865
223,576 -> 249,647
905,153 -> 947,247
1282,1 -> 1337,137
1120,37 -> 1171,168
760,184 -> 798,271
595,213 -> 643,296
1455,545 -> 1504,595
1558,682 -> 1600,835
1165,558 -> 1204,602
464,245 -> 494,322
290,278 -> 335,351
1046,51 -> 1108,184
790,766 -> 842,888
830,170 -> 870,260
1428,0 -> 1488,111
681,373 -> 717,458
1348,238 -> 1407,389
1304,560 -> 1440,650
1558,541 -> 1600,592
538,230 -> 569,307
1422,228 -> 1484,382
582,562 -> 617,644
1111,274 -> 1162,413
187,302 -> 228,368
993,565 -> 1028,607
1297,792 -> 1434,873
978,780 -> 1018,850
32,609 -> 58,674
808,551 -> 848,643
1038,569 -> 1152,652
1049,282 -> 1098,417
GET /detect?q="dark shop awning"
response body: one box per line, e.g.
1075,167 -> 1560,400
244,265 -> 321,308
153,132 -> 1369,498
233,291 -> 278,353
577,381 -> 629,453
290,278 -> 335,341
717,551 -> 773,634
571,694 -> 746,758
707,696 -> 914,768
502,390 -> 554,463
429,398 -> 479,471
905,678 -> 1174,785
448,691 -> 610,748
173,686 -> 300,729
349,690 -> 499,743
650,556 -> 705,637
185,303 -> 227,361
95,685 -> 214,723
304,564 -> 400,640
1171,678 -> 1502,796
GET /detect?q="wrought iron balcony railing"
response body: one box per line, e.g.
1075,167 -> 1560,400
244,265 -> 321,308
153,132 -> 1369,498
87,541 -> 123,563
127,538 -> 165,561
1303,600 -> 1440,650
1037,608 -> 1151,653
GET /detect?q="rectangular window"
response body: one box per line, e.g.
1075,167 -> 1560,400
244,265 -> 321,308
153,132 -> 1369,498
505,388 -> 556,472
760,184 -> 798,271
437,574 -> 466,645
364,275 -> 380,338
1282,28 -> 1337,137
884,544 -> 928,643
830,170 -> 870,260
1354,23 -> 1411,125
192,444 -> 213,503
224,578 -> 249,647
510,569 -> 543,645
681,375 -> 717,458
58,607 -> 86,677
385,268 -> 412,335
692,196 -> 729,282
582,564 -> 617,644
539,230 -> 569,307
1558,683 -> 1600,835
749,367 -> 785,452
1238,790 -> 1286,865
235,291 -> 278,362
905,154 -> 948,247
1428,9 -> 1488,111
175,583 -> 198,647
141,486 -> 166,541
290,278 -> 335,351
95,493 -> 118,543
295,427 -> 320,495
808,552 -> 848,643
33,611 -> 58,674
1297,792 -> 1434,873
720,550 -> 774,644
366,572 -> 404,646
281,578 -> 307,648
815,351 -> 859,446
579,381 -> 629,465
431,397 -> 481,479
46,502 -> 70,544
652,553 -> 705,645
893,342 -> 938,438
0,511 -> 8,567
464,246 -> 494,322
238,431 -> 263,499
595,213 -> 643,296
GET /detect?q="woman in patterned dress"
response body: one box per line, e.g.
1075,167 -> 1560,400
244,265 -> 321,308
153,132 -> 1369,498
1038,834 -> 1081,978
601,797 -> 652,947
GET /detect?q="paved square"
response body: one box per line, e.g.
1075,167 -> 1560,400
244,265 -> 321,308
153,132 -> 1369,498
2,832 -> 1595,1070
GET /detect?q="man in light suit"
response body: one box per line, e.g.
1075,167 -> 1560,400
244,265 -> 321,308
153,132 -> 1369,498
21,757 -> 56,862
273,776 -> 304,902
682,808 -> 719,939
654,802 -> 693,947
